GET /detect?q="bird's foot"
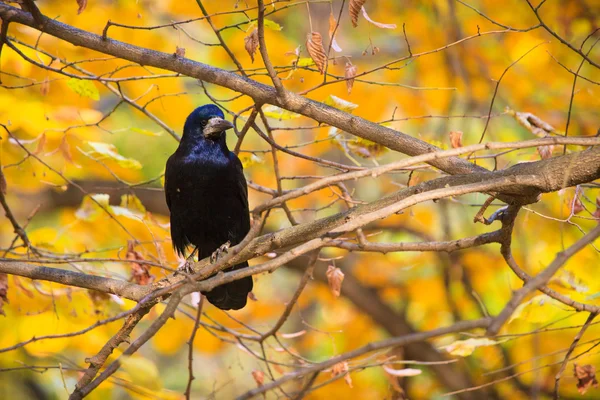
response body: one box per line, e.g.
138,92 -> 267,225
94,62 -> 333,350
210,241 -> 231,263
176,255 -> 197,275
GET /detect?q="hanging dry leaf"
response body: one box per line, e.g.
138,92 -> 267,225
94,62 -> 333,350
326,265 -> 344,297
361,6 -> 397,29
0,168 -> 6,195
570,194 -> 584,214
449,131 -> 463,148
76,0 -> 87,14
593,195 -> 600,221
35,133 -> 46,155
175,46 -> 186,58
127,241 -> 154,285
537,145 -> 554,159
574,364 -> 598,395
328,12 -> 342,52
345,62 -> 357,94
331,361 -> 353,387
251,370 -> 264,387
349,0 -> 367,27
59,136 -> 75,164
244,28 -> 259,63
40,76 -> 50,96
306,32 -> 327,74
0,273 -> 8,316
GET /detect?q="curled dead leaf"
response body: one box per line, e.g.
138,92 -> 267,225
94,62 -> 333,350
251,370 -> 264,387
349,0 -> 367,27
382,365 -> 422,377
0,273 -> 8,316
331,361 -> 353,387
449,130 -> 463,148
40,76 -> 50,96
345,62 -> 357,94
76,0 -> 87,14
244,28 -> 259,63
127,241 -> 154,285
175,46 -> 186,58
574,364 -> 598,395
59,136 -> 75,165
361,6 -> 397,29
306,32 -> 327,74
506,107 -> 559,137
326,265 -> 344,297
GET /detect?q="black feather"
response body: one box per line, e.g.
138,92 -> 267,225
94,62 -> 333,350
164,104 -> 252,310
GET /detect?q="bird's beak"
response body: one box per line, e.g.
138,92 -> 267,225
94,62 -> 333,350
203,117 -> 234,138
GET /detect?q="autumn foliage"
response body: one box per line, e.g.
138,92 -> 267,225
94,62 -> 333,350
0,1 -> 600,399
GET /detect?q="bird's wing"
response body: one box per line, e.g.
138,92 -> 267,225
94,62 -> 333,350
165,154 -> 191,256
233,154 -> 249,212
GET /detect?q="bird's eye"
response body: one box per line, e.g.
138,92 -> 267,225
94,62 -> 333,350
201,120 -> 208,127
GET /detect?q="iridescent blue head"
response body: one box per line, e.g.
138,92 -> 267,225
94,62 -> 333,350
183,104 -> 234,142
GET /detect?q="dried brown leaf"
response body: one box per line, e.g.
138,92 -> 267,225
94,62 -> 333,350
35,133 -> 46,155
331,361 -> 352,387
0,273 -> 8,316
251,370 -> 264,387
76,0 -> 87,14
59,136 -> 75,164
349,0 -> 367,27
449,130 -> 463,148
40,76 -> 50,96
574,364 -> 598,395
326,265 -> 344,297
506,107 -> 558,137
127,241 -> 154,285
0,168 -> 6,195
345,62 -> 357,94
537,145 -> 554,159
306,32 -> 327,74
244,28 -> 259,63
328,12 -> 342,52
175,46 -> 186,58
593,195 -> 600,220
571,194 -> 584,215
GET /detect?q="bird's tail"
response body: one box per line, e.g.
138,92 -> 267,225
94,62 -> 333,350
203,262 -> 253,310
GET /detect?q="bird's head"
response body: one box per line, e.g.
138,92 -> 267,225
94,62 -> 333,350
183,104 -> 234,141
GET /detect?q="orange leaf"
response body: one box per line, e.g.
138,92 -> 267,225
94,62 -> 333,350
251,370 -> 264,387
574,364 -> 598,395
127,241 -> 154,285
328,12 -> 342,52
537,145 -> 554,159
175,46 -> 186,58
449,131 -> 463,148
331,361 -> 352,387
306,32 -> 327,74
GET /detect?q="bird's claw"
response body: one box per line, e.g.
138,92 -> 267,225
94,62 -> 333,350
176,256 -> 196,275
210,241 -> 231,263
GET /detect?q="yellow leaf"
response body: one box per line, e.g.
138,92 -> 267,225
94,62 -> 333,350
66,78 -> 99,100
130,127 -> 162,137
120,355 -> 162,391
324,95 -> 359,112
294,57 -> 316,68
444,338 -> 500,357
247,19 -> 283,32
86,141 -> 142,170
75,194 -> 110,221
239,153 -> 264,168
508,294 -> 564,324
263,105 -> 300,120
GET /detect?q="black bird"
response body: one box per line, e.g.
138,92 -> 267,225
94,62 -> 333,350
164,104 -> 252,310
